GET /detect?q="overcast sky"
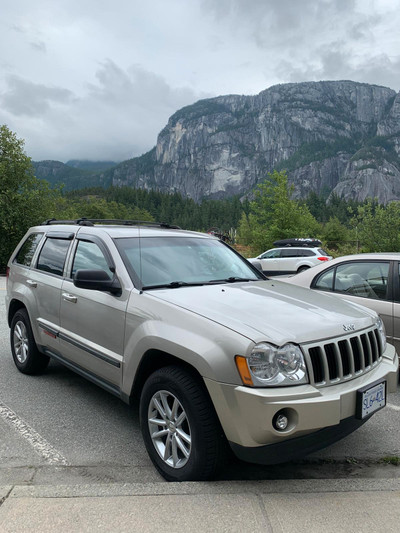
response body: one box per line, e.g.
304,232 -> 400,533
1,0 -> 399,163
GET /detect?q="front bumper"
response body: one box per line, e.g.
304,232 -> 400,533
204,344 -> 399,464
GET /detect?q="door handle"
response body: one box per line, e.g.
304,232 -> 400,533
26,280 -> 37,288
62,293 -> 77,303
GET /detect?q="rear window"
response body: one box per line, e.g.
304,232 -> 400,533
36,238 -> 71,276
14,233 -> 44,267
318,248 -> 329,256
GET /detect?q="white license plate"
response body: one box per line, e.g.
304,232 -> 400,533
358,381 -> 386,419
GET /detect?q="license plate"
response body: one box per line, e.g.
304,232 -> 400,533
356,380 -> 386,420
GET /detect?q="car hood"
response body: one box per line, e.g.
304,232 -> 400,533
149,279 -> 376,345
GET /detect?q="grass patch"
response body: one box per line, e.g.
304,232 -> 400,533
381,456 -> 400,466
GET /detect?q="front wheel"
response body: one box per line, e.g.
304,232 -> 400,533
140,365 -> 225,481
10,309 -> 50,375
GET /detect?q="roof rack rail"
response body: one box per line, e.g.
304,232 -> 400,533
41,218 -> 181,229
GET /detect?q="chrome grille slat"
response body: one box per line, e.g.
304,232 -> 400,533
303,326 -> 382,387
369,331 -> 378,363
333,343 -> 343,380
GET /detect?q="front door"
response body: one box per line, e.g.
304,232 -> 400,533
59,239 -> 128,388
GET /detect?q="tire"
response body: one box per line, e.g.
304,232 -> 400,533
297,266 -> 310,273
140,365 -> 226,481
10,309 -> 50,375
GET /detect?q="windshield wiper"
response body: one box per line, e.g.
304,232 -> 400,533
142,281 -> 205,290
209,276 -> 255,283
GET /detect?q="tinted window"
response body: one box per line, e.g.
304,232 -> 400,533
318,248 -> 329,257
37,238 -> 71,276
72,241 -> 112,279
281,249 -> 301,258
15,233 -> 43,266
301,249 -> 315,257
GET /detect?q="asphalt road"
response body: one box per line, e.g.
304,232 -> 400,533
1,275 -> 399,487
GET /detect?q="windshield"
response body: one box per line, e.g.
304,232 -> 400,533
116,236 -> 263,289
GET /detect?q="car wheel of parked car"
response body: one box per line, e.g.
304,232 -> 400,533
10,309 -> 50,374
140,365 -> 225,481
297,266 -> 310,273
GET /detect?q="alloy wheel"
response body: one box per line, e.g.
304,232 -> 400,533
13,320 -> 29,364
148,390 -> 192,468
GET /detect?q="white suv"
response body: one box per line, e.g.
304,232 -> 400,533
248,239 -> 332,275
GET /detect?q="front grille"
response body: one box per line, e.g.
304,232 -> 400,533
304,327 -> 382,387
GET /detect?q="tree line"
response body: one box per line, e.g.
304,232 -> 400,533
1,124 -> 400,271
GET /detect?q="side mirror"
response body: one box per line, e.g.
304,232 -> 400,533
73,269 -> 122,295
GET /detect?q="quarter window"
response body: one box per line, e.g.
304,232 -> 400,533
301,249 -> 315,257
36,238 -> 71,276
15,233 -> 43,266
314,268 -> 334,291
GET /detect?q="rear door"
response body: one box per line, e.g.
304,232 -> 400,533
30,232 -> 74,352
279,248 -> 302,274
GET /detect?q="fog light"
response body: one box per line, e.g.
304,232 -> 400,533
274,413 -> 288,431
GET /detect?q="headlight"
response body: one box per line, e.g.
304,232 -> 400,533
375,316 -> 387,353
236,342 -> 309,387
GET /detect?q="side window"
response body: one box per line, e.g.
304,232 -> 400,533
314,268 -> 334,291
301,249 -> 315,257
37,238 -> 71,276
260,249 -> 281,259
334,261 -> 389,300
72,240 -> 112,279
14,233 -> 44,266
281,249 -> 301,258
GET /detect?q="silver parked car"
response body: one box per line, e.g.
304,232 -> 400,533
6,221 -> 399,481
280,253 -> 400,353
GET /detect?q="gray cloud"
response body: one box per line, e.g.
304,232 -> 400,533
30,40 -> 46,53
0,61 -> 205,161
0,0 -> 399,161
1,76 -> 74,116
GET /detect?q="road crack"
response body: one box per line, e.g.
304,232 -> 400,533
0,487 -> 13,508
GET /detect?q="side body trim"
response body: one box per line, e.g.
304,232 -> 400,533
42,347 -> 123,399
38,322 -> 121,368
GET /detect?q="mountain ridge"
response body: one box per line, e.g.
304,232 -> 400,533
33,80 -> 400,203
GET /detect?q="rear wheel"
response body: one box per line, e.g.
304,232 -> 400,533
297,266 -> 310,273
140,365 -> 225,481
10,309 -> 50,374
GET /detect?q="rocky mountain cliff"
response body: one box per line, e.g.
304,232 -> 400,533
34,81 -> 400,203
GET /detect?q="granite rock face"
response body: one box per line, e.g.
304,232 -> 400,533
108,81 -> 400,203
34,81 -> 400,203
